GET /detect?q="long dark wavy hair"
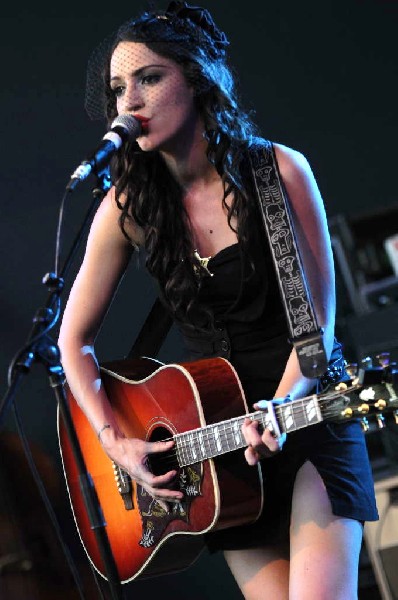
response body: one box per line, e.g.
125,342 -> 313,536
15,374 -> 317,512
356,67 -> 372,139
91,3 -> 261,330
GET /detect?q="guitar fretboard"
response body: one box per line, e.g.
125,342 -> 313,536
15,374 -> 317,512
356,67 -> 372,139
174,395 -> 322,467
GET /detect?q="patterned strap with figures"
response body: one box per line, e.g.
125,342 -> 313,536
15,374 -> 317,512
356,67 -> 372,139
249,141 -> 328,378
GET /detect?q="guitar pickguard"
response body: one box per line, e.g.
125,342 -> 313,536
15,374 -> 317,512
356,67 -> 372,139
137,463 -> 203,548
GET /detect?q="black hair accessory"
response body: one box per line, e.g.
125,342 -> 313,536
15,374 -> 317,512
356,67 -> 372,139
84,2 -> 231,120
164,1 -> 230,54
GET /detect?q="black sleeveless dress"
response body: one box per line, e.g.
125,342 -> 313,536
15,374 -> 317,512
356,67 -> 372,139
173,224 -> 379,550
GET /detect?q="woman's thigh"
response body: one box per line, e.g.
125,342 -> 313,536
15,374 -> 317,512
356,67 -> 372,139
224,544 -> 290,600
289,460 -> 363,600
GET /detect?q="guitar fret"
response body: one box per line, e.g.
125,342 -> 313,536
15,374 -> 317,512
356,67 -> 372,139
222,422 -> 231,452
185,432 -> 194,463
305,396 -> 322,424
204,428 -> 214,457
198,430 -> 206,457
279,403 -> 295,432
294,400 -> 308,429
176,418 -> 247,466
176,395 -> 326,467
277,395 -> 322,433
175,433 -> 186,466
209,426 -> 219,456
233,419 -> 243,447
183,433 -> 191,463
229,417 -> 246,451
261,412 -> 274,434
188,432 -> 198,462
214,426 -> 221,453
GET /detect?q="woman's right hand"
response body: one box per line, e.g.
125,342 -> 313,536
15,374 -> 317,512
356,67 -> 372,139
99,429 -> 184,511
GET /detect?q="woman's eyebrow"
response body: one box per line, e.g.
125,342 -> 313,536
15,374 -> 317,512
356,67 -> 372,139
110,64 -> 170,83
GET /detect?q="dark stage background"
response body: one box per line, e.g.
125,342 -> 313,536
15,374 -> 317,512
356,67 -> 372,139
0,1 -> 397,598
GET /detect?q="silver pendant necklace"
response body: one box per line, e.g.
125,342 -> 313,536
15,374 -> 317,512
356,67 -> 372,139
193,249 -> 214,278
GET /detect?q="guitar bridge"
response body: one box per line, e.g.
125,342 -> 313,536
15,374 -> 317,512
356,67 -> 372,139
113,462 -> 134,511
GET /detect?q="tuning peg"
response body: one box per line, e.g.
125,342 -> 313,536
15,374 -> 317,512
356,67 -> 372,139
360,417 -> 370,432
334,381 -> 348,392
374,399 -> 387,410
394,410 -> 398,425
376,352 -> 390,368
342,407 -> 353,419
345,362 -> 358,379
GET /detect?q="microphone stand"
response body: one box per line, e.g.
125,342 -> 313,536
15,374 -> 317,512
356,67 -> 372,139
0,167 -> 125,600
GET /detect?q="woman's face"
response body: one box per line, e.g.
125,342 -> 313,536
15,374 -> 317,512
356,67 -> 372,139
110,42 -> 199,153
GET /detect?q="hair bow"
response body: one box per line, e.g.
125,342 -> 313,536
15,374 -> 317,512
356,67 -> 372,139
165,1 -> 229,51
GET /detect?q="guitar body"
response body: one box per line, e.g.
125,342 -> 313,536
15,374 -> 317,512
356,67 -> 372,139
58,357 -> 263,583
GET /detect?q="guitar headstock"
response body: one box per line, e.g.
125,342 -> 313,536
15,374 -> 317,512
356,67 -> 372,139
319,353 -> 398,431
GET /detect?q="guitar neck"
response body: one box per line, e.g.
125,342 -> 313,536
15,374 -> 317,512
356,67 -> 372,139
174,393 -> 326,467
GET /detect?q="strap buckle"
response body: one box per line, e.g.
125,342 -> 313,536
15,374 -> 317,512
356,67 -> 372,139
292,329 -> 328,378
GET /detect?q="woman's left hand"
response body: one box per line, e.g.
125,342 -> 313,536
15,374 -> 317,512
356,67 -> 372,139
242,399 -> 287,466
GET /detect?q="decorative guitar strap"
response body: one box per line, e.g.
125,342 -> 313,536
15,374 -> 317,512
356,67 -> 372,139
248,141 -> 328,378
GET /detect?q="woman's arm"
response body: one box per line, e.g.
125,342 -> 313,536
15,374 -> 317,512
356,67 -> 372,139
243,143 -> 336,464
271,142 -> 336,399
58,188 -> 183,505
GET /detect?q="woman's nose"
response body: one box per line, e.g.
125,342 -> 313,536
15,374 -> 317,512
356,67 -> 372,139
119,85 -> 144,113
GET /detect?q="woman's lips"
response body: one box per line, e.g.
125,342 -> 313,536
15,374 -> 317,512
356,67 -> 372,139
134,115 -> 150,134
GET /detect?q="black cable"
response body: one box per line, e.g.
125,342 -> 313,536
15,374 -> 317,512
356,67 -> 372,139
54,188 -> 70,276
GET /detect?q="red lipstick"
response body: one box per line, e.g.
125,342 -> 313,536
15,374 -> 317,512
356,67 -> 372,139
134,115 -> 150,133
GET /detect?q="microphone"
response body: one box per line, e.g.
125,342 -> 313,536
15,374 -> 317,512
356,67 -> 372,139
67,114 -> 141,191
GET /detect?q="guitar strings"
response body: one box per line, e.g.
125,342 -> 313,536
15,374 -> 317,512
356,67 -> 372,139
146,403 -> 355,470
162,387 -> 359,452
124,399 -> 396,476
121,382 -> 394,477
122,386 -> 362,473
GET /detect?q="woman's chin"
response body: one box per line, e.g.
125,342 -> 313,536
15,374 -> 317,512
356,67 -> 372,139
136,137 -> 154,152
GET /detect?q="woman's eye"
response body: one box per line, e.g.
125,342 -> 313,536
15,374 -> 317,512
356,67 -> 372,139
141,73 -> 161,85
111,86 -> 125,98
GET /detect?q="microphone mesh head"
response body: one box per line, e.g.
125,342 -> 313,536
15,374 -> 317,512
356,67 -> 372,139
111,114 -> 142,138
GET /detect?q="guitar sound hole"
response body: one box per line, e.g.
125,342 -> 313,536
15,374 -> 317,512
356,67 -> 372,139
147,426 -> 179,476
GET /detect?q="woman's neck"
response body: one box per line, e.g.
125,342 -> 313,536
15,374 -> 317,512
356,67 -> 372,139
160,126 -> 220,191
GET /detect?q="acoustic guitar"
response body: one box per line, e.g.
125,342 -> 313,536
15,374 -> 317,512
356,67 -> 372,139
58,355 -> 398,583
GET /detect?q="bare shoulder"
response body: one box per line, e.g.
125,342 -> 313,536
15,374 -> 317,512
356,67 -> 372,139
273,142 -> 314,184
272,142 -> 325,211
90,187 -> 144,249
270,141 -> 333,253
